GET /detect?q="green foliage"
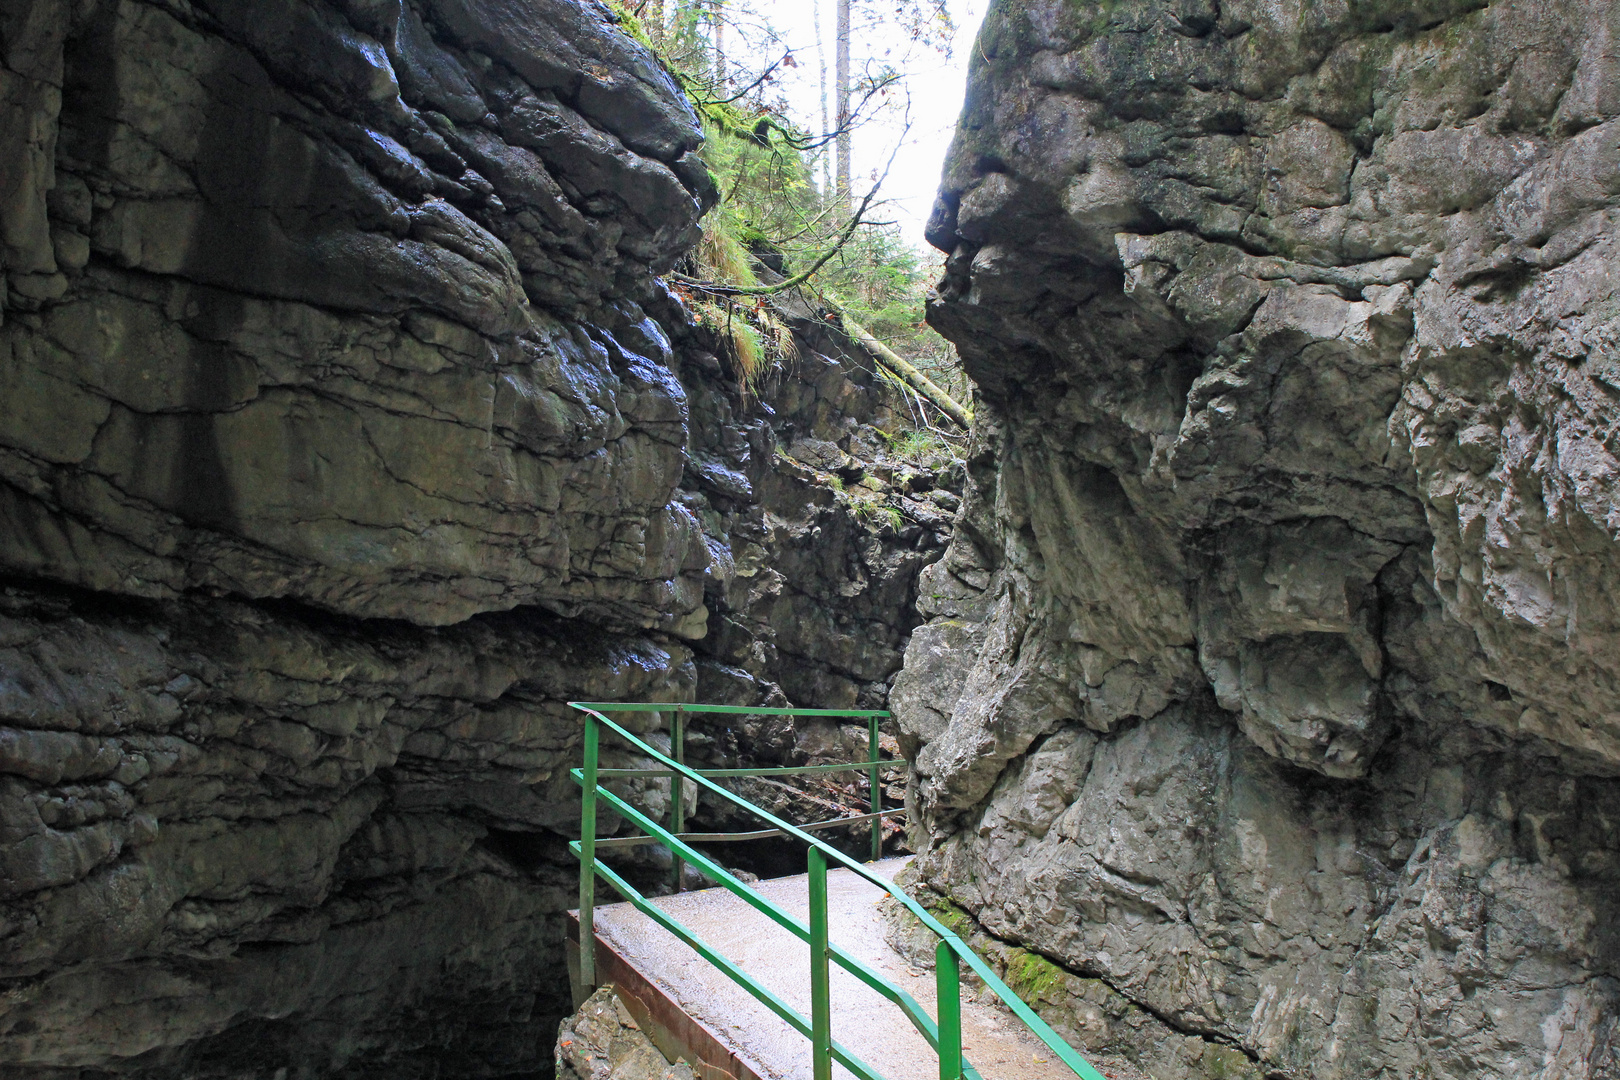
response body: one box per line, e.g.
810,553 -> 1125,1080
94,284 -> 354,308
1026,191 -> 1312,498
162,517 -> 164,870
602,0 -> 655,48
680,118 -> 802,389
926,897 -> 977,938
882,427 -> 959,468
697,199 -> 761,290
816,224 -> 963,392
689,296 -> 791,391
1003,948 -> 1068,1003
844,489 -> 904,534
1200,1044 -> 1262,1080
612,1 -> 967,399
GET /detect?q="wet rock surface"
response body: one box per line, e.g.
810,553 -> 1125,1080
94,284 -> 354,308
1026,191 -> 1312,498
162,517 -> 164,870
900,0 -> 1620,1076
0,1 -> 949,1075
3,0 -> 716,631
0,583 -> 672,1078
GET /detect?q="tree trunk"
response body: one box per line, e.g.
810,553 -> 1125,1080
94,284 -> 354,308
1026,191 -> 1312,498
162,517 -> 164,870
712,0 -> 725,88
825,298 -> 974,430
835,0 -> 851,212
814,0 -> 832,197
644,0 -> 664,43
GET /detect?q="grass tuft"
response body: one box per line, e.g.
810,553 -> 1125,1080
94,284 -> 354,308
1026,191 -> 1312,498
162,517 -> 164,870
881,428 -> 961,468
691,299 -> 767,390
698,219 -> 760,291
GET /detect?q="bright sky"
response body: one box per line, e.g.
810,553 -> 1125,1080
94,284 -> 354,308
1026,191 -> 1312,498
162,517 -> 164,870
731,0 -> 987,253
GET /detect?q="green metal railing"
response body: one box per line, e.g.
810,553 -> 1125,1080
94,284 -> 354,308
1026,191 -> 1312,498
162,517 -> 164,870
568,701 -> 1107,1080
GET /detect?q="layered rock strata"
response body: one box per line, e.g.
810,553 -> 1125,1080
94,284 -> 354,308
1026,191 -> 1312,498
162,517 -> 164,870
0,1 -> 948,1075
898,1 -> 1620,1077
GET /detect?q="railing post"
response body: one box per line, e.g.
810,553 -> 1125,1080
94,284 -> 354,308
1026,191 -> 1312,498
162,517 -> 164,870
671,704 -> 685,892
580,710 -> 600,991
869,713 -> 882,862
936,939 -> 961,1080
809,846 -> 832,1080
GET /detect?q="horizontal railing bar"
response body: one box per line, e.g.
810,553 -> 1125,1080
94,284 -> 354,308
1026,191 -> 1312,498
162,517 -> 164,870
573,788 -> 951,1057
590,838 -> 974,1080
831,1044 -> 887,1080
577,705 -> 949,919
572,701 -> 889,718
585,807 -> 907,849
594,760 -> 902,778
586,789 -> 808,938
589,859 -> 805,1030
570,704 -> 1106,1080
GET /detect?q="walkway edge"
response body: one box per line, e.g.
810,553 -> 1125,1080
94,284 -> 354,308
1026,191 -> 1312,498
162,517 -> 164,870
566,910 -> 772,1080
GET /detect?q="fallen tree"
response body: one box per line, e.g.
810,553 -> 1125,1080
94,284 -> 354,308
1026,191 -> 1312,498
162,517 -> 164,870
817,294 -> 972,430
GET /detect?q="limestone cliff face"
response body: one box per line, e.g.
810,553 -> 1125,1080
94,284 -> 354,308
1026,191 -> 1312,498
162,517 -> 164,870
0,1 -> 945,1075
899,0 -> 1620,1076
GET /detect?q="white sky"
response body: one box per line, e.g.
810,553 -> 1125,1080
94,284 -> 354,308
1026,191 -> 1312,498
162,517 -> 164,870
722,0 -> 987,252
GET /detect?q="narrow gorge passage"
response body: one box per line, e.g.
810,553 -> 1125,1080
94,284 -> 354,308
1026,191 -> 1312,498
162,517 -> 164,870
2,0 -> 1619,1079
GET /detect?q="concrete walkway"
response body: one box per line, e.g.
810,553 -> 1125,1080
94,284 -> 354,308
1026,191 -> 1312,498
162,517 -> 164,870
590,858 -> 1080,1080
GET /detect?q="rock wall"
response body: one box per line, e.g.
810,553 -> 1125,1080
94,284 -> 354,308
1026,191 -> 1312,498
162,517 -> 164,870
554,986 -> 692,1080
0,1 -> 946,1075
899,1 -> 1620,1077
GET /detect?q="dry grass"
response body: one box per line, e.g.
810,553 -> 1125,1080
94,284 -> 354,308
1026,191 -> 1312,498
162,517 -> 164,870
697,223 -> 759,290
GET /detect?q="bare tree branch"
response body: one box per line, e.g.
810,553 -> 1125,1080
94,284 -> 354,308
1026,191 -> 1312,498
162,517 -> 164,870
670,132 -> 903,297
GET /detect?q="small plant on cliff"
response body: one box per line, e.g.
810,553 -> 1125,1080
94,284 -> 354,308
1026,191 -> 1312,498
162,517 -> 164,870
843,490 -> 905,533
684,285 -> 796,390
880,426 -> 963,470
